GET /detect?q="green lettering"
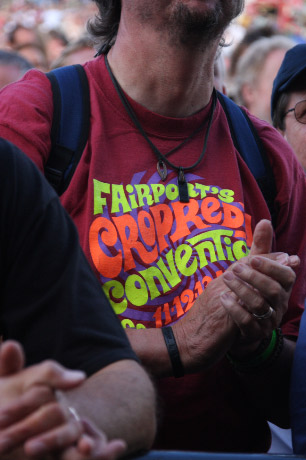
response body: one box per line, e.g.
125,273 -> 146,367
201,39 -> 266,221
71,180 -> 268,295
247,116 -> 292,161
233,240 -> 249,260
151,184 -> 165,203
188,229 -> 234,260
175,244 -> 197,276
93,179 -> 110,215
224,236 -> 235,261
194,183 -> 210,199
165,184 -> 179,201
121,319 -> 135,328
218,189 -> 235,203
126,184 -> 139,209
193,241 -> 217,267
188,183 -> 199,198
140,266 -> 170,300
156,249 -> 181,288
103,280 -> 127,315
134,184 -> 154,207
111,184 -> 131,214
125,274 -> 148,306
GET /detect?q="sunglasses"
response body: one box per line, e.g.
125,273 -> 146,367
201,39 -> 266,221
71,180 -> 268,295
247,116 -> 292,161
284,99 -> 306,124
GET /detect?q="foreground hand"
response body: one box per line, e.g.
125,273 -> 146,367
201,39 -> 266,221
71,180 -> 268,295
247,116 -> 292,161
0,392 -> 126,460
0,341 -> 86,456
0,343 -> 127,460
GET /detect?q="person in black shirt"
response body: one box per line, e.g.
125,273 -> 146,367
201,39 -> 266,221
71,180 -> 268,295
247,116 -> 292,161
0,138 -> 156,460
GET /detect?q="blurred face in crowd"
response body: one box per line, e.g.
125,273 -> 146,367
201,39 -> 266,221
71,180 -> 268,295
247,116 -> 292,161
214,53 -> 226,94
45,37 -> 67,67
16,45 -> 48,71
0,64 -> 22,89
242,48 -> 288,123
63,47 -> 95,66
10,26 -> 39,48
280,90 -> 306,171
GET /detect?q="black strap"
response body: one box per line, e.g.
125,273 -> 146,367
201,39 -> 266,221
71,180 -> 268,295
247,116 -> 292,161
45,65 -> 90,195
162,326 -> 185,378
217,92 -> 278,228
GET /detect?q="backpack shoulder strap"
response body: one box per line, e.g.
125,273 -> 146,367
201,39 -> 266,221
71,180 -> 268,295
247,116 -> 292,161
45,64 -> 90,195
217,91 -> 278,228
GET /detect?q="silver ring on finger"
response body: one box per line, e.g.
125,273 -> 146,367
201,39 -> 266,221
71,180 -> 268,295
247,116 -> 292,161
68,406 -> 81,422
252,305 -> 274,320
55,390 -> 81,423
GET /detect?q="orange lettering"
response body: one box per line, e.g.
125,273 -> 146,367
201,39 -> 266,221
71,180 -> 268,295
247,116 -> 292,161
223,202 -> 244,228
245,213 -> 253,247
150,204 -> 173,253
171,199 -> 206,243
89,217 -> 122,278
113,214 -> 158,271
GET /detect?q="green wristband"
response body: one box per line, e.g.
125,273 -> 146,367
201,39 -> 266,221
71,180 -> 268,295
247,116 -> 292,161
227,328 -> 283,373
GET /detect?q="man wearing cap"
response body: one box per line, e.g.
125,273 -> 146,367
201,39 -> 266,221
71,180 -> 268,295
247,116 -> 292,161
271,43 -> 306,172
272,44 -> 306,455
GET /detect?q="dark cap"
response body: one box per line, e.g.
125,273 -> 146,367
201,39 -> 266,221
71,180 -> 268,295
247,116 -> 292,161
271,44 -> 306,120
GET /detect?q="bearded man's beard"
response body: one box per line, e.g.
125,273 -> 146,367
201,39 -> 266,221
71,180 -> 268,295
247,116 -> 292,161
165,0 -> 245,49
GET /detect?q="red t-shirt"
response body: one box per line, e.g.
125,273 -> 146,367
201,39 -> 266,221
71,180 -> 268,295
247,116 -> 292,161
0,56 -> 305,452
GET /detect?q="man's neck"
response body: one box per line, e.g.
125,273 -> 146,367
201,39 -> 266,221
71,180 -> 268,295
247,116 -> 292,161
107,27 -> 220,118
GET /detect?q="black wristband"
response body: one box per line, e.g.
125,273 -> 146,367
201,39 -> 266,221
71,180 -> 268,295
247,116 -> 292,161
162,326 -> 184,378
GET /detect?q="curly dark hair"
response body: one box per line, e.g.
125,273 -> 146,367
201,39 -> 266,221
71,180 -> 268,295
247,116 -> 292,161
87,0 -> 121,53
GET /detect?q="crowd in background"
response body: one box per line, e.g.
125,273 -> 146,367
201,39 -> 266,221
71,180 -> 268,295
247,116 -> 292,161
0,0 -> 97,76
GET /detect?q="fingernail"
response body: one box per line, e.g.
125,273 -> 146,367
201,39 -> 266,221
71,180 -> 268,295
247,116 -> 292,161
63,370 -> 86,381
289,255 -> 300,266
224,272 -> 234,281
276,253 -> 289,265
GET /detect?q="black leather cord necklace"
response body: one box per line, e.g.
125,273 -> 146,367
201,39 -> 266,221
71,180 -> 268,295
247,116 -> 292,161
105,54 -> 217,203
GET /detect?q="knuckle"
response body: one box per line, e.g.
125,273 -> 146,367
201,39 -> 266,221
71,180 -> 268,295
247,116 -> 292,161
268,283 -> 282,301
239,315 -> 253,328
252,296 -> 265,310
41,360 -> 63,380
30,384 -> 54,402
0,401 -> 19,420
15,423 -> 34,442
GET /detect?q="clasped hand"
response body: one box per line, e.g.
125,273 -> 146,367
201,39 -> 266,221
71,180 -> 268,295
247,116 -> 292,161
0,341 -> 126,460
173,219 -> 299,371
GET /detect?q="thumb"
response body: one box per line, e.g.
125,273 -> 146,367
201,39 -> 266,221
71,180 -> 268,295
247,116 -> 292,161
0,341 -> 25,376
249,219 -> 273,256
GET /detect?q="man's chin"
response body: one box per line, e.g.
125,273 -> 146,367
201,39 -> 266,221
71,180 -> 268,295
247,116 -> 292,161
167,1 -> 227,46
